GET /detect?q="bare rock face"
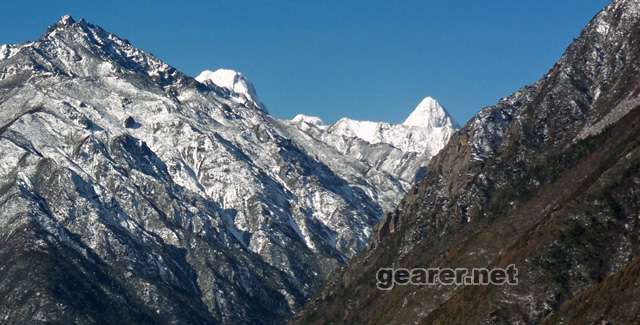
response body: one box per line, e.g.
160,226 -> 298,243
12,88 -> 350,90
123,116 -> 139,128
0,15 -> 449,324
293,1 -> 640,324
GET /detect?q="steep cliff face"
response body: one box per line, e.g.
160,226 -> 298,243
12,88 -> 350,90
293,1 -> 640,324
0,16 -> 450,324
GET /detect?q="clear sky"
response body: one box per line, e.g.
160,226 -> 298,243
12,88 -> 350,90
1,0 -> 610,124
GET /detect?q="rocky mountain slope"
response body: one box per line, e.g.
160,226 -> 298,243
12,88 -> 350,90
0,16 -> 453,324
292,0 -> 640,324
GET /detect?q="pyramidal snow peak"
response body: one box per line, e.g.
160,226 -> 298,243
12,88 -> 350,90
403,96 -> 458,129
0,15 -> 455,324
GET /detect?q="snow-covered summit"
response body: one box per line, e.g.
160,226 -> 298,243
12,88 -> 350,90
403,96 -> 457,129
58,14 -> 75,26
292,114 -> 325,127
196,69 -> 265,111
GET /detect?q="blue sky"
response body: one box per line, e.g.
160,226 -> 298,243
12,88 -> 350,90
1,0 -> 609,124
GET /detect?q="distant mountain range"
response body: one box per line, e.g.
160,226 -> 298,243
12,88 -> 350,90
287,96 -> 457,184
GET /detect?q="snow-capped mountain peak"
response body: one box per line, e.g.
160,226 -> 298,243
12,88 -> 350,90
58,14 -> 75,26
292,114 -> 325,127
196,68 -> 265,111
403,96 -> 457,128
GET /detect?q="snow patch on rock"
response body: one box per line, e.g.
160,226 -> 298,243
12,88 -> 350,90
292,114 -> 325,127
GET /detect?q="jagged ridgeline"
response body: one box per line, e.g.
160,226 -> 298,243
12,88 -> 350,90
293,0 -> 640,324
0,15 -> 455,324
